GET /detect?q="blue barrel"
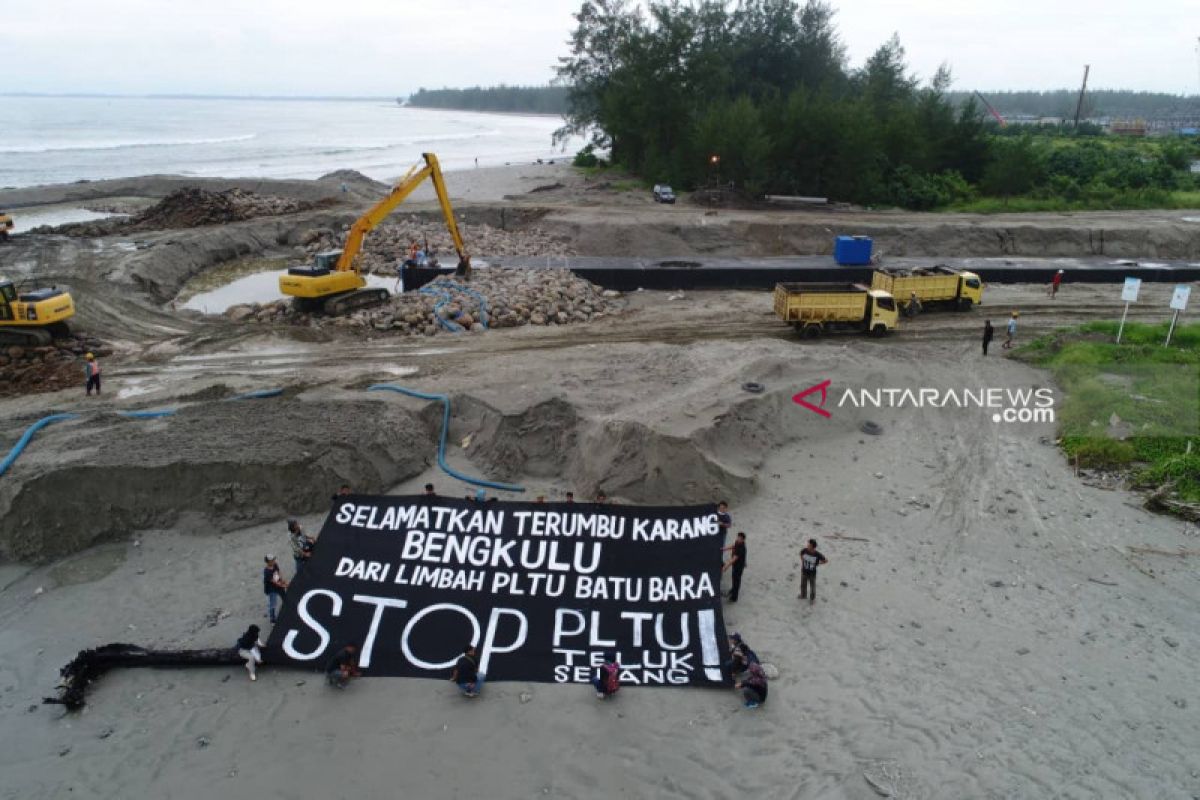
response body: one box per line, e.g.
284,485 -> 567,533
834,235 -> 873,266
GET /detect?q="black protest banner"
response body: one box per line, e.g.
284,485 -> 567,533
264,497 -> 731,687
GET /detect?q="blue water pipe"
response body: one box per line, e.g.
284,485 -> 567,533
367,383 -> 525,494
0,413 -> 80,478
0,388 -> 284,479
418,285 -> 465,333
224,388 -> 284,402
445,283 -> 489,330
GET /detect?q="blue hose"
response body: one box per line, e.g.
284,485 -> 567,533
0,413 -> 80,478
367,383 -> 525,494
445,284 -> 489,330
419,285 -> 465,333
225,388 -> 284,401
118,409 -> 176,419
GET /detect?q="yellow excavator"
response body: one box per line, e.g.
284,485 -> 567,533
279,152 -> 470,315
0,210 -> 14,241
0,278 -> 76,346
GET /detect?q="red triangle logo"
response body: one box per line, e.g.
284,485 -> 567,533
792,379 -> 832,418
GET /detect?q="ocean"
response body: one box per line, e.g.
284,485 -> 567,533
0,96 -> 575,188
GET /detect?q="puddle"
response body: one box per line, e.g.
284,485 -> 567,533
116,377 -> 161,399
1182,217 -> 1200,223
181,270 -> 398,314
378,366 -> 419,377
8,207 -> 123,234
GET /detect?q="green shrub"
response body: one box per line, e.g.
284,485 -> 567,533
1062,437 -> 1138,468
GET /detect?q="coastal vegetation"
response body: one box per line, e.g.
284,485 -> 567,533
406,85 -> 568,115
1019,322 -> 1200,502
553,0 -> 1200,211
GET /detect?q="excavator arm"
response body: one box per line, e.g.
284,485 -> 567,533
337,152 -> 471,277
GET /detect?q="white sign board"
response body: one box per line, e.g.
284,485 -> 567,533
1121,277 -> 1141,303
1170,285 -> 1190,311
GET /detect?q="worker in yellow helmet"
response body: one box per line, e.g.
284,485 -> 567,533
84,352 -> 101,396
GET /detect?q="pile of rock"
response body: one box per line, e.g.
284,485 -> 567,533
293,216 -> 574,275
36,188 -> 329,236
227,268 -> 623,336
0,334 -> 111,397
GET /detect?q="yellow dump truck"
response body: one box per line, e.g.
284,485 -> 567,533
870,266 -> 983,312
0,211 -> 13,241
773,283 -> 898,337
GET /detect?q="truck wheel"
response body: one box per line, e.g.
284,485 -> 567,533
957,298 -> 973,312
870,324 -> 887,337
803,325 -> 821,339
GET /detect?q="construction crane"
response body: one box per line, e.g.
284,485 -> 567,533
279,152 -> 470,315
1073,65 -> 1090,128
0,278 -> 76,346
973,91 -> 1006,126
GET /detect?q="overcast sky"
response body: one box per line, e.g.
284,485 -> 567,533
8,0 -> 1198,96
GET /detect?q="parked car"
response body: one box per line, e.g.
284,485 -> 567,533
652,184 -> 676,204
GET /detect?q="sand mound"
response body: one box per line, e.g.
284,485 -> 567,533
0,399 -> 431,562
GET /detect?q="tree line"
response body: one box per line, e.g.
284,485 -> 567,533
554,0 -> 1199,210
950,90 -> 1200,121
406,85 -> 568,114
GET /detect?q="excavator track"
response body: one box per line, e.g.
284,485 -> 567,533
322,287 -> 390,316
0,327 -> 54,347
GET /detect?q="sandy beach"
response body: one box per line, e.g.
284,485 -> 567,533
1,164 -> 1198,799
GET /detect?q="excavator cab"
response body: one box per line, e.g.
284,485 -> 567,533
286,250 -> 343,278
0,278 -> 75,345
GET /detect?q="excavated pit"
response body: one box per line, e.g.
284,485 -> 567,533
3,355 -> 868,563
0,399 -> 431,562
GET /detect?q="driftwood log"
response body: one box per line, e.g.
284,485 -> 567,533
44,643 -> 244,711
1144,483 -> 1200,522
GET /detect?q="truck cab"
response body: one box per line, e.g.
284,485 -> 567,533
866,290 -> 898,334
959,271 -> 983,305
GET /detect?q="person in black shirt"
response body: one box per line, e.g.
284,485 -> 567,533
715,501 -> 732,544
331,484 -> 351,502
982,320 -> 994,356
326,644 -> 361,688
722,532 -> 747,602
799,538 -> 828,605
236,624 -> 265,682
262,555 -> 288,623
450,644 -> 486,697
424,483 -> 436,498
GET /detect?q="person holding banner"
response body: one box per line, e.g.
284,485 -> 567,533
451,644 -> 486,698
262,555 -> 288,624
287,520 -> 315,577
593,653 -> 622,699
735,661 -> 769,709
716,501 -> 732,544
722,532 -> 747,602
326,644 -> 362,689
235,625 -> 265,682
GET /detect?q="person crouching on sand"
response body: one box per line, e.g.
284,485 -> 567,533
735,661 -> 769,709
451,643 -> 485,697
593,653 -> 621,699
326,644 -> 361,689
236,624 -> 265,681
